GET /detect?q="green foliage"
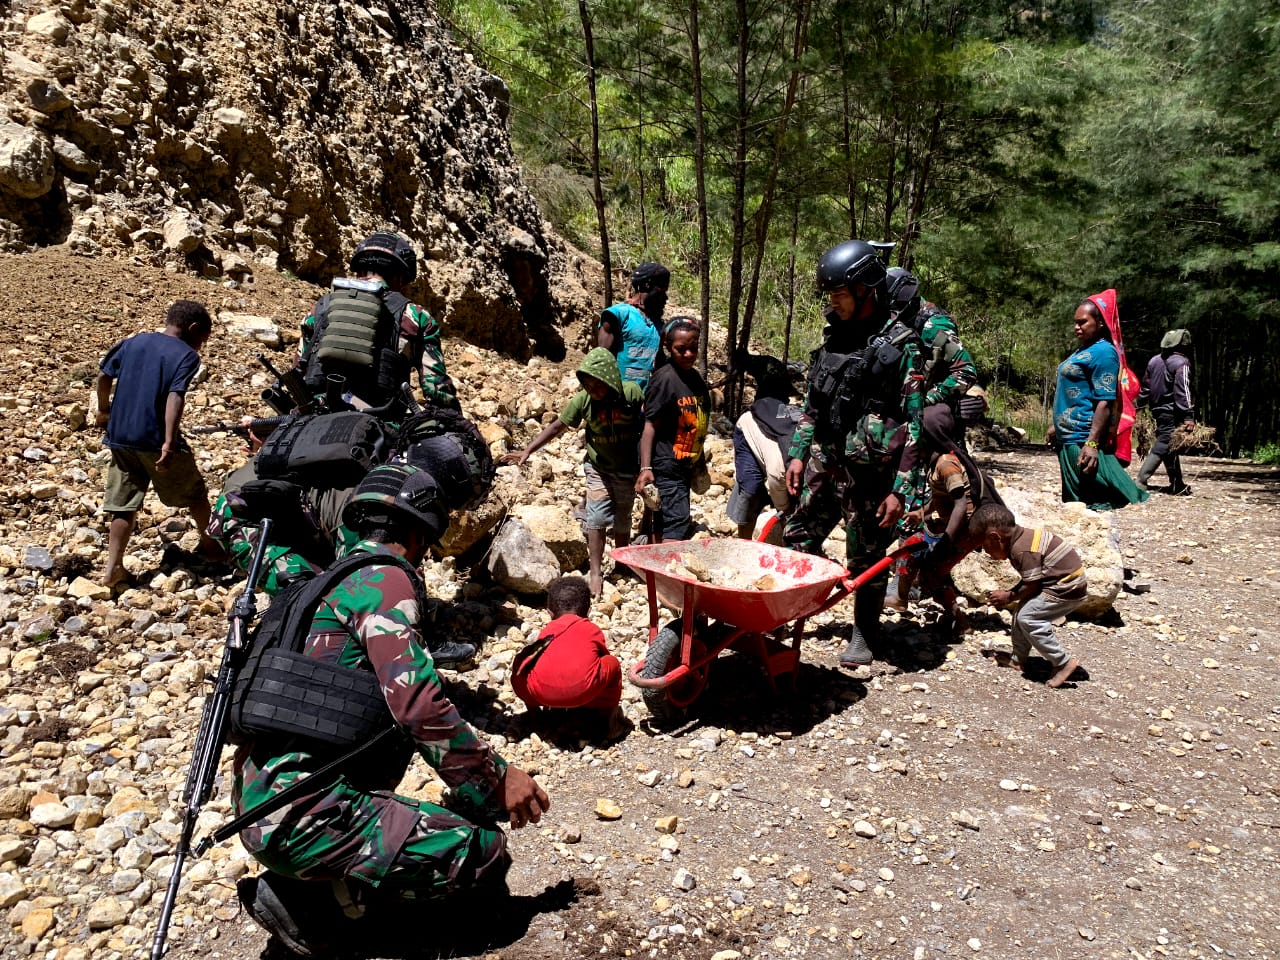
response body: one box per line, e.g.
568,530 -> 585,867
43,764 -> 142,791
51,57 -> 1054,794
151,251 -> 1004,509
443,0 -> 1278,453
1248,443 -> 1280,466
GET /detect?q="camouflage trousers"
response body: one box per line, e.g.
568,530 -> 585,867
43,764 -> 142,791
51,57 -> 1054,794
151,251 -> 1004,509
783,456 -> 897,587
241,784 -> 510,896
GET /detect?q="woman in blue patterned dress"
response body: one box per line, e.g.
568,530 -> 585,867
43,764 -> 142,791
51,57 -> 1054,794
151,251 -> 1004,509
1045,299 -> 1150,510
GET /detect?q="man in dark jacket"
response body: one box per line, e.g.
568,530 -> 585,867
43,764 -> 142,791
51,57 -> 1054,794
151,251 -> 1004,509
1136,329 -> 1195,495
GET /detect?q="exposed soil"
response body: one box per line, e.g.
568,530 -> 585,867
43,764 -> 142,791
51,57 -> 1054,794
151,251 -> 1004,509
2,250 -> 1279,960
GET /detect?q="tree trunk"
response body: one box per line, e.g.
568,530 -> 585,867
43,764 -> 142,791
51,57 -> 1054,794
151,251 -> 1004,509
578,0 -> 612,305
689,0 -> 711,377
741,0 -> 812,371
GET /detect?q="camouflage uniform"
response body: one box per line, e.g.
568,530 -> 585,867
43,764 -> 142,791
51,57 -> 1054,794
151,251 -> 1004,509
299,289 -> 459,411
917,305 -> 977,409
232,541 -> 510,893
207,462 -> 359,596
784,321 -> 925,583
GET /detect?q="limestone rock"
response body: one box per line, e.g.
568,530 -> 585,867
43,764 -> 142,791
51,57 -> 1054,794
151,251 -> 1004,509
0,123 -> 55,200
510,503 -> 588,572
221,312 -> 281,348
163,213 -> 205,255
486,518 -> 561,594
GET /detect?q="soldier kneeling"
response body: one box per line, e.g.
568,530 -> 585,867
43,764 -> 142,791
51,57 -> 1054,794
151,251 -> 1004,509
231,463 -> 548,955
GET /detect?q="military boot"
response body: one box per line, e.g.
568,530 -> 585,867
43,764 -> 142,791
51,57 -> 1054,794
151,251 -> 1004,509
429,639 -> 477,668
238,874 -> 340,957
838,586 -> 886,667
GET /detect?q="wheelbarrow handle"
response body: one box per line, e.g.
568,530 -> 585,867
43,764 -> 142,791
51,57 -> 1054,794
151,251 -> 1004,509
814,534 -> 932,617
628,660 -> 691,690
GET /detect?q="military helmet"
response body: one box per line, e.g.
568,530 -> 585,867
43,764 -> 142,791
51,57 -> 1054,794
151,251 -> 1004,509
342,463 -> 448,543
401,431 -> 494,512
816,240 -> 889,293
350,231 -> 418,284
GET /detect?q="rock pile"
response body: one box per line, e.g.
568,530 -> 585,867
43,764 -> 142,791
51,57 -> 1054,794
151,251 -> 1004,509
0,0 -> 599,358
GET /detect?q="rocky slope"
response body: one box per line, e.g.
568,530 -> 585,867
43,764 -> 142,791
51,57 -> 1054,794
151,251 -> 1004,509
0,0 -> 598,358
1,250 -> 1279,960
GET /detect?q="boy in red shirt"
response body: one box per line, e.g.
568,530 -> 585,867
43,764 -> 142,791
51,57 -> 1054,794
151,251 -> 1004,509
511,576 -> 626,739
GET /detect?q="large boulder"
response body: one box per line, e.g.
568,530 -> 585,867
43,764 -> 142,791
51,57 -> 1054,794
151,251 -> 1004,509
511,502 -> 588,573
951,484 -> 1125,619
0,124 -> 54,199
486,518 -> 561,595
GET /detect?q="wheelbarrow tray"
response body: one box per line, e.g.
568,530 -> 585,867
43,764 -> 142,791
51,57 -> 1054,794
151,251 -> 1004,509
612,538 -> 848,633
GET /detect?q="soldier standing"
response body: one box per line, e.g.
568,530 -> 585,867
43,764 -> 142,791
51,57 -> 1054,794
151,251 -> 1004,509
783,241 -> 925,668
233,463 -> 547,954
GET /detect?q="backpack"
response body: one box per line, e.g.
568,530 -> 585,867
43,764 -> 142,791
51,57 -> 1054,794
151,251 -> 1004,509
228,552 -> 426,749
303,278 -> 411,407
254,412 -> 389,488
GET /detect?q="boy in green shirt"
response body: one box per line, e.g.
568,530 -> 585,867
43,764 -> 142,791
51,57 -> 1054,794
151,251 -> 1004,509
502,348 -> 645,595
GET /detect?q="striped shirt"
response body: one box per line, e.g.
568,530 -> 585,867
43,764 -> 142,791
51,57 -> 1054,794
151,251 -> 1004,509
1009,526 -> 1088,601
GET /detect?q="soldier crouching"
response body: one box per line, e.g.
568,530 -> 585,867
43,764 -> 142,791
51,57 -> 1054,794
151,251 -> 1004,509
231,463 -> 548,955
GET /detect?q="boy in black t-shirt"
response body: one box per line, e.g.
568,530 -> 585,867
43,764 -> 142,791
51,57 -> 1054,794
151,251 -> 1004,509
635,318 -> 710,541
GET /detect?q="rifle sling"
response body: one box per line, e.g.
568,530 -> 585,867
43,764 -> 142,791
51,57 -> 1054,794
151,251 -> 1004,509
197,726 -> 398,856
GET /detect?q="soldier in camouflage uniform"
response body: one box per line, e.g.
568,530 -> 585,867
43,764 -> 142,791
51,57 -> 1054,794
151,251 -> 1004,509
234,464 -> 547,955
206,460 -> 358,596
296,231 -> 460,412
885,267 -> 979,446
783,240 -> 925,668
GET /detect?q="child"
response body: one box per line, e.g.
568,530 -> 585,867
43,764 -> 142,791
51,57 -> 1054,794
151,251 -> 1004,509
500,348 -> 644,596
894,430 -> 998,636
969,502 -> 1086,688
511,576 -> 625,739
95,300 -> 222,588
635,317 -> 710,542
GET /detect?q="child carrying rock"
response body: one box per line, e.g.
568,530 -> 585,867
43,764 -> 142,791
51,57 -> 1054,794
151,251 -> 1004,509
969,503 -> 1086,688
511,576 -> 628,740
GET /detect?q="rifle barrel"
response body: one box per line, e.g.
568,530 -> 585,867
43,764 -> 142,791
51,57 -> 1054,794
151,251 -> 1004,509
150,518 -> 274,960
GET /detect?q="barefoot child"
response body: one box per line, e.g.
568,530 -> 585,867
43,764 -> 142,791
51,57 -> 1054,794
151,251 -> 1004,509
95,300 -> 222,588
969,503 -> 1085,688
511,576 -> 626,739
635,317 -> 710,542
500,348 -> 644,596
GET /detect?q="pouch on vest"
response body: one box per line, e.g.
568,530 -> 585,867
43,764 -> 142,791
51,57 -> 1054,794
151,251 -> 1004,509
254,412 -> 388,487
305,279 -> 411,406
228,552 -> 425,750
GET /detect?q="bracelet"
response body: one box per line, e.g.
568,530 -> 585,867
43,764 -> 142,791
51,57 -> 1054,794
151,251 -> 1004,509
1084,439 -> 1099,449
639,465 -> 652,471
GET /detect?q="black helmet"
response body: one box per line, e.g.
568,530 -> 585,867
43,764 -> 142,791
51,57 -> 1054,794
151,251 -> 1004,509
886,267 -> 921,322
401,431 -> 495,512
350,231 -> 418,283
816,240 -> 888,294
342,463 -> 448,543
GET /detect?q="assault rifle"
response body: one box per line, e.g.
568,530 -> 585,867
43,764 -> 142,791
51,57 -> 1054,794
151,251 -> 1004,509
188,415 -> 290,440
258,354 -> 314,416
151,517 -> 274,960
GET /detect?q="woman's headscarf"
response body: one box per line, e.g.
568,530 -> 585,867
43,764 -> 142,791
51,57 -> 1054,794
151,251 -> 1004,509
1087,289 -> 1140,466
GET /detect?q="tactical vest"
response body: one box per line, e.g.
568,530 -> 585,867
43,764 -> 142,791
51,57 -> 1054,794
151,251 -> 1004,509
303,278 -> 411,407
229,552 -> 427,751
809,320 -> 919,439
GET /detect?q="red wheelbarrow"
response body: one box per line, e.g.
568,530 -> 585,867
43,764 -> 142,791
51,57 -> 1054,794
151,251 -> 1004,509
612,535 -> 926,720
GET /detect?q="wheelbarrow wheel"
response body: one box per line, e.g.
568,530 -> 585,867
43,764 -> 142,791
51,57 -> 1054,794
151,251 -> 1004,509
639,623 -> 707,724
